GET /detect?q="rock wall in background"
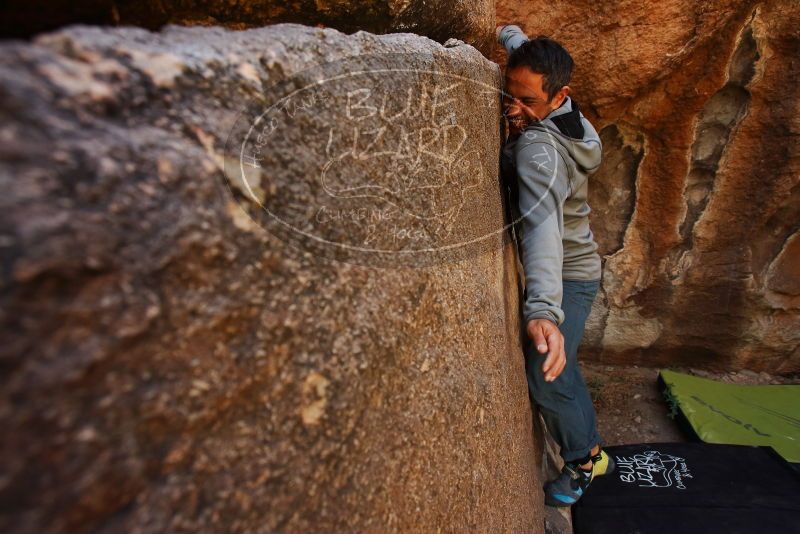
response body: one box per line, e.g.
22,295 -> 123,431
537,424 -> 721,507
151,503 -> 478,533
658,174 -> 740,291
495,0 -> 800,374
0,0 -> 495,56
0,24 -> 544,532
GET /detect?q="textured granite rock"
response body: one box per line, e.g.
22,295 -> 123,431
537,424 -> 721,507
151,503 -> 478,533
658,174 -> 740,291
0,0 -> 495,56
495,0 -> 800,373
0,24 -> 543,532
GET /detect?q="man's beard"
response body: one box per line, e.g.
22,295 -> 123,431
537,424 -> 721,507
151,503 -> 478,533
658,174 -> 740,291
508,116 -> 528,129
506,103 -> 556,130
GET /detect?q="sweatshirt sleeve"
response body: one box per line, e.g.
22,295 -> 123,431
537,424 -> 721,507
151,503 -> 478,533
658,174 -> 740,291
515,139 -> 570,326
497,24 -> 529,54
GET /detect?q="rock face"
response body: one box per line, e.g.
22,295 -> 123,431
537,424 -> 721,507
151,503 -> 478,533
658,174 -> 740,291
0,24 -> 543,532
0,0 -> 495,56
496,0 -> 800,374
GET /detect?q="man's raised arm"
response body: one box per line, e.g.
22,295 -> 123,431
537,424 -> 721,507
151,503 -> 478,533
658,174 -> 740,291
497,24 -> 530,54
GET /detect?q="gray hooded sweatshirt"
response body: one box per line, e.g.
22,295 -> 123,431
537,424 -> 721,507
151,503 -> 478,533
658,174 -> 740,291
498,25 -> 603,327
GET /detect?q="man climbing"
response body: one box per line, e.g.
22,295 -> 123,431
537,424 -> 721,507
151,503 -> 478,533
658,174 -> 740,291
496,24 -> 616,507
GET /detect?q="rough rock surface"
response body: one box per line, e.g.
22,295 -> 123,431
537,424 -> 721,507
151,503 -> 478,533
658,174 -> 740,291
0,0 -> 495,56
0,24 -> 543,532
495,0 -> 800,373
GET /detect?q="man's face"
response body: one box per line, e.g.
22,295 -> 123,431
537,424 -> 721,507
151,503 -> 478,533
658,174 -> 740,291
503,66 -> 568,131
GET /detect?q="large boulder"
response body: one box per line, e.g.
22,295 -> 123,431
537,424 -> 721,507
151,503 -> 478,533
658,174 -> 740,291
495,0 -> 800,373
0,24 -> 542,532
0,0 -> 495,56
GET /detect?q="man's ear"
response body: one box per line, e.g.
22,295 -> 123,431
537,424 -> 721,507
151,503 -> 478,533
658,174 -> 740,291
556,85 -> 571,107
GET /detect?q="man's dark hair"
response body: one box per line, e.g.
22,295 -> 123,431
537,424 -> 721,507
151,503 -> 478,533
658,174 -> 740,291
507,36 -> 574,102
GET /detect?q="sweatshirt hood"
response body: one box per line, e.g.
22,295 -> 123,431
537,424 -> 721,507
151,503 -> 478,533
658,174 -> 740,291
522,96 -> 602,175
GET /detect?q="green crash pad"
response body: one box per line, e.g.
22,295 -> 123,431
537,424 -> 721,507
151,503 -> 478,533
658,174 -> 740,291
658,369 -> 800,463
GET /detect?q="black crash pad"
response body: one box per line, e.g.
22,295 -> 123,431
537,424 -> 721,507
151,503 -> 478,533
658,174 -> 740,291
572,442 -> 800,534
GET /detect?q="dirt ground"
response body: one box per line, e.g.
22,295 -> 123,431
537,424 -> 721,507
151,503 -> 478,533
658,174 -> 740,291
579,362 -> 800,448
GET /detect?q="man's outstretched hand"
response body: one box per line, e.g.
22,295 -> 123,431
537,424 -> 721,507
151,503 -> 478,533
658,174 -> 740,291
527,319 -> 566,382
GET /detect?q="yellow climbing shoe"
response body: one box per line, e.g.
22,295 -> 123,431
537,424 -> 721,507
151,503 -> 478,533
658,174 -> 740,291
590,448 -> 616,482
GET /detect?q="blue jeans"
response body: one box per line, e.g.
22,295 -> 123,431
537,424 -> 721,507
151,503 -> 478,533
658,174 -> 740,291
523,279 -> 604,463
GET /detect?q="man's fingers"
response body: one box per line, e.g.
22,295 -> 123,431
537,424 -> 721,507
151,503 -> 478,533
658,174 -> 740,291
542,331 -> 563,379
528,320 -> 565,381
531,325 -> 548,353
542,334 -> 560,373
542,349 -> 558,377
552,345 -> 567,380
543,331 -> 562,365
553,352 -> 566,379
544,351 -> 566,382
